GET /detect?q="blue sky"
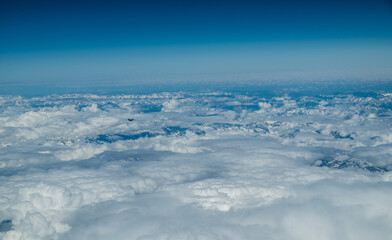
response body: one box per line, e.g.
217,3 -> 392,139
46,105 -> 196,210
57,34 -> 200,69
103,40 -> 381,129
1,0 -> 392,87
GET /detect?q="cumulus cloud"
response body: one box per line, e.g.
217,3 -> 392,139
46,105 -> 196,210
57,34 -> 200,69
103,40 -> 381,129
0,91 -> 391,239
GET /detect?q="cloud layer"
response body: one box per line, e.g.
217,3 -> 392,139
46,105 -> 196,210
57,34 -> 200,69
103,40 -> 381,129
0,91 -> 391,239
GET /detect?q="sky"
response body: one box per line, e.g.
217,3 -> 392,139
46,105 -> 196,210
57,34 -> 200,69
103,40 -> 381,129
1,0 -> 392,90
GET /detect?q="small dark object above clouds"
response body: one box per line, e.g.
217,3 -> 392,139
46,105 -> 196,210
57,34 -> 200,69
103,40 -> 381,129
0,220 -> 13,232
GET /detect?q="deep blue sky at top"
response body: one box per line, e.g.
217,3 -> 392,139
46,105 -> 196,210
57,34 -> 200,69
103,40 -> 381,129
1,0 -> 392,86
1,0 -> 392,53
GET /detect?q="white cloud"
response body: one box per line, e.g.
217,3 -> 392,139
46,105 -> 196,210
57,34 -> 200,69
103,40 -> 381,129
0,91 -> 391,239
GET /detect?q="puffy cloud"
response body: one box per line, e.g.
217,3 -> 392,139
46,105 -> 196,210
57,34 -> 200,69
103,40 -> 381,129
0,91 -> 391,239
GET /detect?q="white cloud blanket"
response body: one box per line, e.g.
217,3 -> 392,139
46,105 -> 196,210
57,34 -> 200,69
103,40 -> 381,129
0,92 -> 391,240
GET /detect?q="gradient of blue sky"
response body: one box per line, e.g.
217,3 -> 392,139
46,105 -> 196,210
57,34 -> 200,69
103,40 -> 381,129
1,0 -> 392,85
